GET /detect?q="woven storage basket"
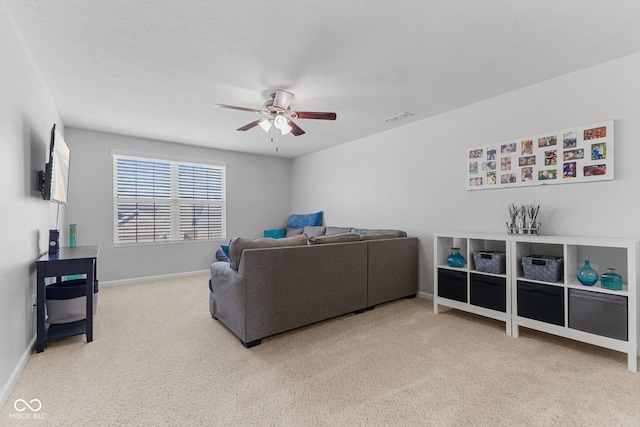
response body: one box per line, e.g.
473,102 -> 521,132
522,255 -> 563,282
472,251 -> 506,274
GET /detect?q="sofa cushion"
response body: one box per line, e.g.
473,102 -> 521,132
229,234 -> 308,270
309,233 -> 362,244
287,211 -> 323,228
325,226 -> 354,236
359,230 -> 408,240
356,228 -> 407,235
263,227 -> 286,239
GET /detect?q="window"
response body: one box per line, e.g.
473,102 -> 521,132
113,155 -> 226,245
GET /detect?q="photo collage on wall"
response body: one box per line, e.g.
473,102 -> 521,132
466,120 -> 614,190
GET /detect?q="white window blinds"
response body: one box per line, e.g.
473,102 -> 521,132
113,155 -> 226,245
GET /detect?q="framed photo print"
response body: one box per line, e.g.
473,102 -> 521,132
466,120 -> 614,190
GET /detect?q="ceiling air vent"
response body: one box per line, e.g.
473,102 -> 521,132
383,112 -> 413,123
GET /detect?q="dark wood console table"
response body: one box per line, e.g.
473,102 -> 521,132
35,245 -> 99,352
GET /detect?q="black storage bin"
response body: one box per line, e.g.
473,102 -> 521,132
45,278 -> 99,324
517,281 -> 564,326
437,268 -> 467,302
569,289 -> 628,341
470,273 -> 506,312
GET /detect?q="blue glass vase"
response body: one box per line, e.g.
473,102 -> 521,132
576,260 -> 598,286
446,248 -> 466,268
601,268 -> 622,291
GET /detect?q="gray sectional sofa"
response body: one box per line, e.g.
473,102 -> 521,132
209,227 -> 418,347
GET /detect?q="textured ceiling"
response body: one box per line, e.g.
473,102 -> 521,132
5,1 -> 640,158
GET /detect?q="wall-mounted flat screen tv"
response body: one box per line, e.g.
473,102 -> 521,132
40,124 -> 70,204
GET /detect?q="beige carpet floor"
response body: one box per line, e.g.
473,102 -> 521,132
2,274 -> 640,426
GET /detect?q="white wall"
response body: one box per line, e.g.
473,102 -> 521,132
292,52 -> 640,296
65,128 -> 292,282
0,2 -> 64,409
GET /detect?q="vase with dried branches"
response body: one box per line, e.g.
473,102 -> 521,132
507,203 -> 541,235
525,203 -> 541,235
507,203 -> 520,234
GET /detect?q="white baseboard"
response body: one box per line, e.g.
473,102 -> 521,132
0,335 -> 35,412
100,269 -> 209,287
417,291 -> 433,300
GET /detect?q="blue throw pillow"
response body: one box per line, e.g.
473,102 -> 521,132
220,244 -> 230,257
215,249 -> 230,263
287,211 -> 323,228
264,227 -> 286,239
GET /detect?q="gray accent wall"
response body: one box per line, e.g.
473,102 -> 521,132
0,2 -> 64,409
64,128 -> 292,282
291,52 -> 640,298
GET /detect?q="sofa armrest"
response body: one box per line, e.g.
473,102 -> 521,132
367,237 -> 419,306
210,262 -> 248,341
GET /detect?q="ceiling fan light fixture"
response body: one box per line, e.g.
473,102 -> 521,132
280,125 -> 292,135
274,115 -> 292,135
272,90 -> 294,112
258,119 -> 272,133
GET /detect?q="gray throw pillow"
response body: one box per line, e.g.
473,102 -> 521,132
303,226 -> 326,239
285,227 -> 304,237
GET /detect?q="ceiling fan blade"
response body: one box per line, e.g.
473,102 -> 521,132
293,111 -> 337,120
237,119 -> 265,132
215,104 -> 264,114
272,89 -> 294,112
288,120 -> 306,136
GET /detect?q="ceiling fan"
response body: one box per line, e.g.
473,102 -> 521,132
214,89 -> 337,136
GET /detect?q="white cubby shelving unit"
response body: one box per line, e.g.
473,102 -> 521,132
434,232 -> 639,371
433,232 -> 512,335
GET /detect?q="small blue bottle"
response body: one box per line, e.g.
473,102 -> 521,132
446,248 -> 466,268
69,224 -> 77,247
601,268 -> 622,291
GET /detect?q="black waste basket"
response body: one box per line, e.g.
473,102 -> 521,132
45,278 -> 99,324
